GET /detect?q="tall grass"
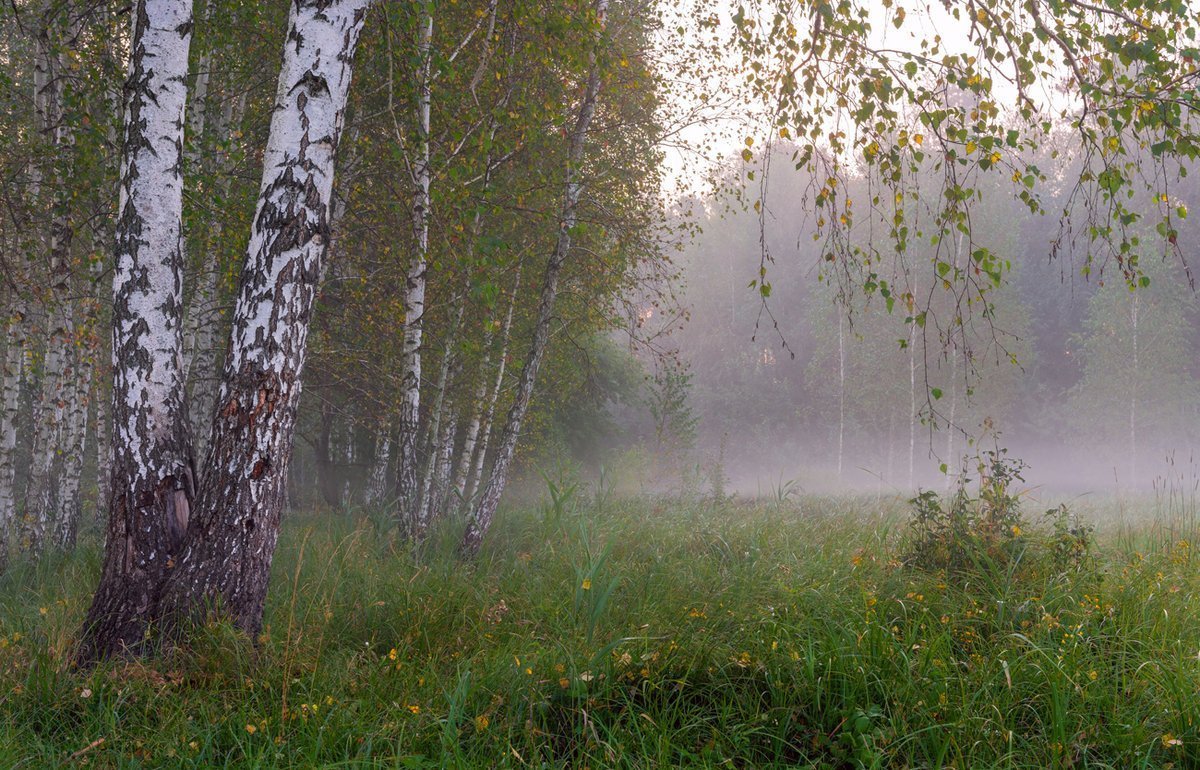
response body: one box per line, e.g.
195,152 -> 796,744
0,494 -> 1198,768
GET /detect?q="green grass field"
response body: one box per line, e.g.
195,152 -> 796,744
2,492 -> 1199,768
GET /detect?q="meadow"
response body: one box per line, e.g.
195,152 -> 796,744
2,485 -> 1199,769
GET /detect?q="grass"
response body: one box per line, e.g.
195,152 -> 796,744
1,493 -> 1199,768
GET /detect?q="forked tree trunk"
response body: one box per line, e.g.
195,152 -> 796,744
460,0 -> 608,556
395,2 -> 434,540
159,0 -> 371,639
76,0 -> 196,664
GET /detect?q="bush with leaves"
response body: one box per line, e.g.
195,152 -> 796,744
904,450 -> 1092,578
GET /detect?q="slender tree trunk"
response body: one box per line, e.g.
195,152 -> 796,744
159,0 -> 371,639
76,0 -> 196,664
93,351 -> 111,524
417,294 -> 466,524
366,426 -> 392,506
0,299 -> 27,569
430,409 -> 456,519
185,93 -> 246,468
25,14 -> 79,552
396,3 -> 434,540
314,402 -> 341,508
944,234 -> 963,492
836,312 -> 845,481
908,323 -> 916,490
460,0 -> 608,555
461,267 -> 520,511
56,344 -> 93,550
1129,292 -> 1139,487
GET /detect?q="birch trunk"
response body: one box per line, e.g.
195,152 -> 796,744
0,299 -> 27,569
396,3 -> 434,540
56,344 -> 93,550
159,0 -> 371,639
417,294 -> 466,525
315,402 -> 341,507
908,322 -> 916,490
366,427 -> 392,506
93,351 -> 111,524
431,410 -> 456,519
25,15 -> 78,551
77,0 -> 196,664
460,268 -> 520,511
1129,292 -> 1139,487
836,312 -> 845,481
460,0 -> 608,555
185,92 -> 247,467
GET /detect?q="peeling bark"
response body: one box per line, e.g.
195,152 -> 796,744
77,0 -> 196,664
159,0 -> 371,639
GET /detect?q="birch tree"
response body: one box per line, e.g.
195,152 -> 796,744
77,0 -> 196,662
158,0 -> 372,638
460,0 -> 610,555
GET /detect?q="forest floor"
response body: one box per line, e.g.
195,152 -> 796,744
1,491 -> 1199,768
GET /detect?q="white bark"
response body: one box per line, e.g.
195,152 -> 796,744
417,292 -> 466,524
0,299 -> 28,567
431,409 -> 456,518
396,3 -> 434,538
462,268 -> 520,510
1129,292 -> 1139,486
160,0 -> 372,638
25,14 -> 81,551
461,0 -> 609,554
366,427 -> 392,506
56,344 -> 93,549
77,0 -> 197,663
908,322 -> 916,490
836,311 -> 845,481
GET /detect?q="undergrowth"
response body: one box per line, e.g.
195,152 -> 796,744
0,493 -> 1197,769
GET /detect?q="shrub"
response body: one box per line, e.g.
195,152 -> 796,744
904,449 -> 1092,578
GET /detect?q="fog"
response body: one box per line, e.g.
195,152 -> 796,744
629,143 -> 1200,504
